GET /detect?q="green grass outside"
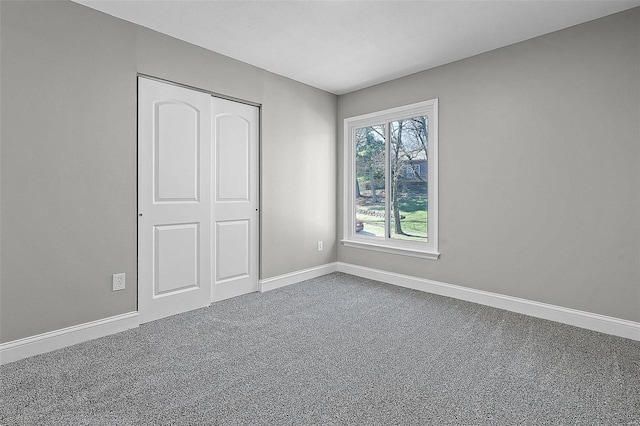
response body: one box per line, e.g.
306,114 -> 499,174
356,190 -> 427,242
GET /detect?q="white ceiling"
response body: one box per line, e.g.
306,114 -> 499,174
73,0 -> 640,95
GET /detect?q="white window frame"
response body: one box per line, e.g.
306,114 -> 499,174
342,99 -> 439,260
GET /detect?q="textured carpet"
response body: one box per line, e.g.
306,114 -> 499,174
1,272 -> 639,425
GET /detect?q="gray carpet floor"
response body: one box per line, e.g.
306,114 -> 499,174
1,272 -> 639,425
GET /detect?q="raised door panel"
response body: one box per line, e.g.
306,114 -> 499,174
215,114 -> 249,202
154,223 -> 199,295
215,220 -> 250,282
155,102 -> 200,202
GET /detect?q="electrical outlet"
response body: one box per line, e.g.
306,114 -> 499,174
317,241 -> 323,251
112,273 -> 126,291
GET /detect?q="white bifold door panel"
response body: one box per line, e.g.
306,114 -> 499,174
138,77 -> 259,324
212,99 -> 259,302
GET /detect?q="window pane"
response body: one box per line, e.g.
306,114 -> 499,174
355,125 -> 386,238
390,116 -> 428,242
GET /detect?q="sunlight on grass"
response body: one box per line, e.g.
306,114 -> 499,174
356,190 -> 427,242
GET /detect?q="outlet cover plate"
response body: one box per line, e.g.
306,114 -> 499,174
112,273 -> 126,291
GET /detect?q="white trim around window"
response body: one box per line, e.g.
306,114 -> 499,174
342,99 -> 439,260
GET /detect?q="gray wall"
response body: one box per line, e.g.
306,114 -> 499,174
338,7 -> 640,322
0,0 -> 337,343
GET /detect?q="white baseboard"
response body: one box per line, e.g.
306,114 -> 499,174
260,262 -> 338,292
4,264 -> 637,366
337,262 -> 640,341
0,312 -> 140,365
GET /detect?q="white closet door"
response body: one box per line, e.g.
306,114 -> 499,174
138,77 -> 212,323
211,98 -> 259,302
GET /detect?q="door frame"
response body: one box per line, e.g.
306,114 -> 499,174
136,74 -> 262,311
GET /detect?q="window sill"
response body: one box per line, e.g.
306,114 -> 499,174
341,239 -> 440,260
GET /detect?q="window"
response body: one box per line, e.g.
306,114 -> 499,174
343,99 -> 439,259
406,164 -> 420,180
